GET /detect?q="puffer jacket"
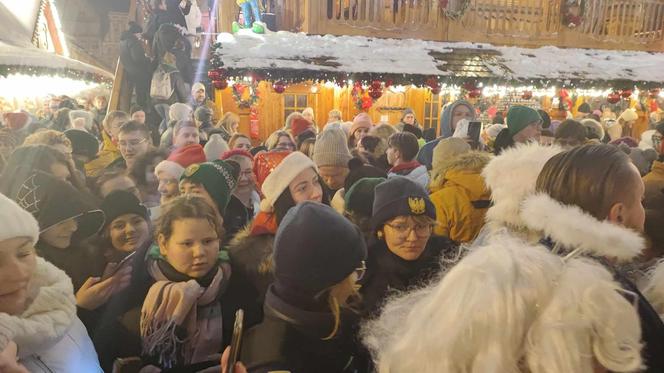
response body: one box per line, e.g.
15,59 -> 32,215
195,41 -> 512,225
387,161 -> 429,190
429,151 -> 491,243
643,160 -> 664,208
1,258 -> 102,372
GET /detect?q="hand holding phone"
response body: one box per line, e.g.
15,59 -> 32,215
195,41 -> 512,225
467,121 -> 483,149
101,251 -> 136,281
225,309 -> 244,373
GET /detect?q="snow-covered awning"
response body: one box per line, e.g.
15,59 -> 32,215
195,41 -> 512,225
214,30 -> 664,88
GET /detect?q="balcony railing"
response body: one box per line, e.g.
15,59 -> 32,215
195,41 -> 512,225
577,0 -> 664,42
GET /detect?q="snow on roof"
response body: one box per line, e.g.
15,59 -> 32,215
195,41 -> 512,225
215,30 -> 664,84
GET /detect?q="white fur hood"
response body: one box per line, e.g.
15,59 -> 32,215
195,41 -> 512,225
0,257 -> 76,353
520,193 -> 644,262
482,143 -> 563,230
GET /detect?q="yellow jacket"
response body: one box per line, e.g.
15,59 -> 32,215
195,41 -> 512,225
429,152 -> 491,243
84,131 -> 120,178
643,160 -> 664,207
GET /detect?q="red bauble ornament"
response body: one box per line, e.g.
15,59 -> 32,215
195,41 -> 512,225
620,89 -> 633,98
607,92 -> 620,104
208,69 -> 221,81
468,88 -> 482,98
385,79 -> 393,88
371,80 -> 382,90
431,86 -> 441,95
522,91 -> 533,100
369,89 -> 382,100
273,81 -> 286,94
212,79 -> 228,90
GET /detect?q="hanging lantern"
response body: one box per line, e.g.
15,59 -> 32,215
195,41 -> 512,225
649,89 -> 660,99
607,92 -> 621,104
273,80 -> 286,94
468,88 -> 482,99
522,90 -> 533,100
620,89 -> 633,99
212,79 -> 228,90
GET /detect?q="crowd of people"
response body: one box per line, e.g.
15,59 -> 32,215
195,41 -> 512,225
3,86 -> 664,373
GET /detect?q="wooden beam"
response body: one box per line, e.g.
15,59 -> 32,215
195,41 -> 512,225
42,1 -> 64,55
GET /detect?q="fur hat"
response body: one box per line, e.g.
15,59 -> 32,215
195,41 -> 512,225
273,201 -> 367,297
168,144 -> 206,167
203,134 -> 229,161
180,160 -> 240,214
260,152 -> 317,212
313,128 -> 352,168
0,192 -> 39,244
154,160 -> 185,180
371,176 -> 435,231
431,137 -> 471,182
351,113 -> 373,137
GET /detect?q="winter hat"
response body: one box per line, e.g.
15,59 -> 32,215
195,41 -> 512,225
169,103 -> 193,121
291,117 -> 313,138
628,147 -> 658,176
401,108 -> 415,122
127,21 -> 142,34
345,177 -> 385,217
180,160 -> 240,214
0,192 -> 39,244
191,82 -> 205,94
610,137 -> 639,148
403,123 -> 423,139
431,137 -> 471,181
578,102 -> 592,114
221,149 -> 253,161
506,106 -> 542,137
154,160 -> 185,180
312,128 -> 352,168
345,158 -> 388,192
5,172 -> 104,240
253,150 -> 291,190
370,176 -> 436,231
100,190 -> 148,228
340,121 -> 353,136
168,143 -> 206,167
194,106 -> 213,123
260,152 -> 317,212
64,129 -> 99,159
619,108 -> 638,123
3,112 -> 30,131
68,110 -> 94,131
580,118 -> 605,141
203,134 -> 230,161
537,109 -> 551,129
273,201 -> 367,297
350,113 -> 372,137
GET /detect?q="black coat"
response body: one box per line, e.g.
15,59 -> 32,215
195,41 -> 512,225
241,286 -> 365,373
360,235 -> 453,316
165,0 -> 191,28
120,32 -> 151,77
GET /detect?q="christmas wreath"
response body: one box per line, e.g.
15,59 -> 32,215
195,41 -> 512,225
232,81 -> 260,109
440,0 -> 471,20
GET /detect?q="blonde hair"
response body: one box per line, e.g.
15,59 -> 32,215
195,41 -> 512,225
369,123 -> 397,144
23,130 -> 72,151
217,112 -> 240,134
317,274 -> 360,340
265,130 -> 295,151
363,234 -> 642,373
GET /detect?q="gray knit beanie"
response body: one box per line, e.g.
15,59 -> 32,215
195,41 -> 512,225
313,128 -> 352,168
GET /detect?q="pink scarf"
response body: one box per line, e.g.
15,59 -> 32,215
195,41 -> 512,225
140,260 -> 227,368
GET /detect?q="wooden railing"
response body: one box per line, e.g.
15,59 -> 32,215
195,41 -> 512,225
460,0 -> 561,37
577,0 -> 664,43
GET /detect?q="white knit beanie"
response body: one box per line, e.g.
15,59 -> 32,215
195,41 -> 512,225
169,103 -> 193,121
619,108 -> 638,123
260,152 -> 317,212
312,128 -> 352,168
191,82 -> 205,94
204,133 -> 230,161
154,160 -> 185,180
0,193 -> 39,244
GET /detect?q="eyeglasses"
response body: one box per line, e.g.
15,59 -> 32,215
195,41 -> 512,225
118,138 -> 148,149
354,260 -> 366,281
385,223 -> 433,238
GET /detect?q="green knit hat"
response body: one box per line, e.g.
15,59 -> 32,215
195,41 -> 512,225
181,160 -> 240,214
506,106 -> 542,137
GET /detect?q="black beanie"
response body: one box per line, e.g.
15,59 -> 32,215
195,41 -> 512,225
402,123 -> 423,139
65,129 -> 99,159
370,176 -> 435,231
345,158 -> 387,192
100,190 -> 148,229
345,177 -> 385,217
273,202 -> 367,297
578,102 -> 592,114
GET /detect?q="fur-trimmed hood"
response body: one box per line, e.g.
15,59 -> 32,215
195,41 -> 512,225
227,224 -> 275,279
0,257 -> 76,353
521,193 -> 644,262
430,151 -> 491,191
482,143 -> 563,230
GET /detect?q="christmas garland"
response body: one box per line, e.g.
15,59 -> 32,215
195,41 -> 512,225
0,65 -> 112,84
440,0 -> 471,20
232,81 -> 260,109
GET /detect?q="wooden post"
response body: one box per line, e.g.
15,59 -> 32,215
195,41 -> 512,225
218,0 -> 237,33
108,0 -> 138,112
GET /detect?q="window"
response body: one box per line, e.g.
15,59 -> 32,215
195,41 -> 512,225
423,94 -> 440,130
284,94 -> 309,120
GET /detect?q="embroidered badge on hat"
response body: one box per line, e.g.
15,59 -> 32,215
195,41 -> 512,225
184,164 -> 200,177
408,197 -> 425,215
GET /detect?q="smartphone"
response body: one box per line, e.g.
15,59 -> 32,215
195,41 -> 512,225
467,121 -> 482,149
101,251 -> 136,281
226,309 -> 244,373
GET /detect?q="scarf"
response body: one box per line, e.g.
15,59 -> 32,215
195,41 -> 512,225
140,256 -> 229,368
0,257 -> 77,356
250,210 -> 278,236
389,160 -> 422,175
